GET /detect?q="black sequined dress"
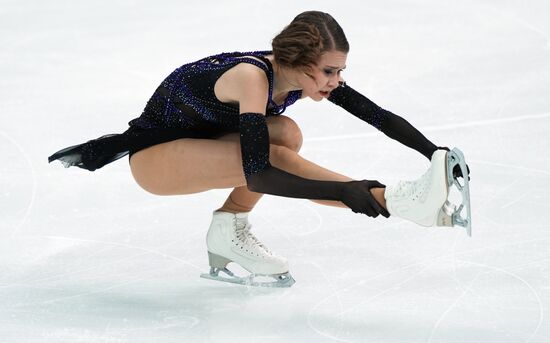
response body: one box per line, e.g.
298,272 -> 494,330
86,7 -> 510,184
48,50 -> 302,171
48,49 -> 442,214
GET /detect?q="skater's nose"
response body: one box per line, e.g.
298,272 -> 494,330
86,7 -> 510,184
327,74 -> 339,89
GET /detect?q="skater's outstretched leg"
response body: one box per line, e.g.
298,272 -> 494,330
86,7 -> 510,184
383,148 -> 471,235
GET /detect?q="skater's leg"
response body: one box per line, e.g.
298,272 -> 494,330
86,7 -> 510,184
129,122 -> 386,209
215,115 -> 304,213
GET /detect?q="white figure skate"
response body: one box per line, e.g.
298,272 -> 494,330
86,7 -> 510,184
385,148 -> 472,236
200,211 -> 295,287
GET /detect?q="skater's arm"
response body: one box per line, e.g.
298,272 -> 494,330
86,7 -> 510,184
328,83 -> 439,160
235,68 -> 389,217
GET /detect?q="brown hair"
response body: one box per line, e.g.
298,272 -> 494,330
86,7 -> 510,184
272,11 -> 349,69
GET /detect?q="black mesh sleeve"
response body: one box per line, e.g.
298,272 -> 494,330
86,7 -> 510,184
238,112 -> 389,217
239,112 -> 342,200
328,83 -> 438,160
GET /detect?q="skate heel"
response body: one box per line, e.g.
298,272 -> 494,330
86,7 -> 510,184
436,201 -> 454,227
207,251 -> 232,269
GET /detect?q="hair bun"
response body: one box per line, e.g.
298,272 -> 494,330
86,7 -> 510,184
271,11 -> 348,69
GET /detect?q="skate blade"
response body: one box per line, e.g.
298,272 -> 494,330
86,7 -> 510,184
445,148 -> 472,236
200,267 -> 295,288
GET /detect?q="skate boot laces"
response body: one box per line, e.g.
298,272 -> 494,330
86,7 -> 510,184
234,218 -> 271,254
393,168 -> 431,202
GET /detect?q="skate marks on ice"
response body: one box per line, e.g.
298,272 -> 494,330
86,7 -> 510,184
306,239 -> 547,342
0,129 -> 37,238
0,234 -> 218,341
304,112 -> 550,144
426,260 -> 544,343
469,159 -> 550,178
305,159 -> 548,342
3,234 -> 203,307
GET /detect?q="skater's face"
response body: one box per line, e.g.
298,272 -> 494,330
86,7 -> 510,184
298,50 -> 347,102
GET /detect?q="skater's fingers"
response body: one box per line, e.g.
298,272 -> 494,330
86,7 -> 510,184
364,205 -> 379,218
365,195 -> 385,218
365,180 -> 389,217
369,210 -> 380,218
368,180 -> 386,189
452,164 -> 471,181
379,206 -> 390,218
358,198 -> 377,218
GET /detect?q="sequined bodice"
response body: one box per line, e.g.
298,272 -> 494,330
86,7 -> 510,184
128,50 -> 302,131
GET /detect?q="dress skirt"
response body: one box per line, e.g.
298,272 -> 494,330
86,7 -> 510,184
47,81 -> 236,172
47,126 -> 227,171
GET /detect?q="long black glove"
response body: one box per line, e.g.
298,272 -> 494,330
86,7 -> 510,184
240,112 -> 389,218
340,180 -> 390,217
327,84 -> 471,179
328,83 -> 439,160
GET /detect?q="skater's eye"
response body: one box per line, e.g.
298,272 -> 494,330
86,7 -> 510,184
323,65 -> 345,76
324,69 -> 345,78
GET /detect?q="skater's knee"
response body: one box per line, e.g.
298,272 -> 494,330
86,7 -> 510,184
269,144 -> 299,167
270,115 -> 303,152
281,116 -> 303,152
269,144 -> 285,158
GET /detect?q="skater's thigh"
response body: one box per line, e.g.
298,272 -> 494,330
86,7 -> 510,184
129,115 -> 301,196
129,137 -> 247,195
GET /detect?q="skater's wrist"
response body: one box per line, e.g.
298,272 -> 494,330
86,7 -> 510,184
340,180 -> 390,218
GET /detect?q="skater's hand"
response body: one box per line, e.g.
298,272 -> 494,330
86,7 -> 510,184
341,180 -> 390,218
437,147 -> 471,181
453,163 -> 470,181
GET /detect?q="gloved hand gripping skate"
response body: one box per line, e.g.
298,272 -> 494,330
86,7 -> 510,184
341,180 -> 390,218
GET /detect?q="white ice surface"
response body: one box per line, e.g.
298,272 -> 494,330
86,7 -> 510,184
1,0 -> 550,342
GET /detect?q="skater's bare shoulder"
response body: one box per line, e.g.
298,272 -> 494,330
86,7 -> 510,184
214,63 -> 269,114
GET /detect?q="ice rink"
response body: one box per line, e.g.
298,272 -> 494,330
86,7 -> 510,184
1,0 -> 550,342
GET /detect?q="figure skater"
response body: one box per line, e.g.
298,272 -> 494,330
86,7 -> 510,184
49,11 -> 470,287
